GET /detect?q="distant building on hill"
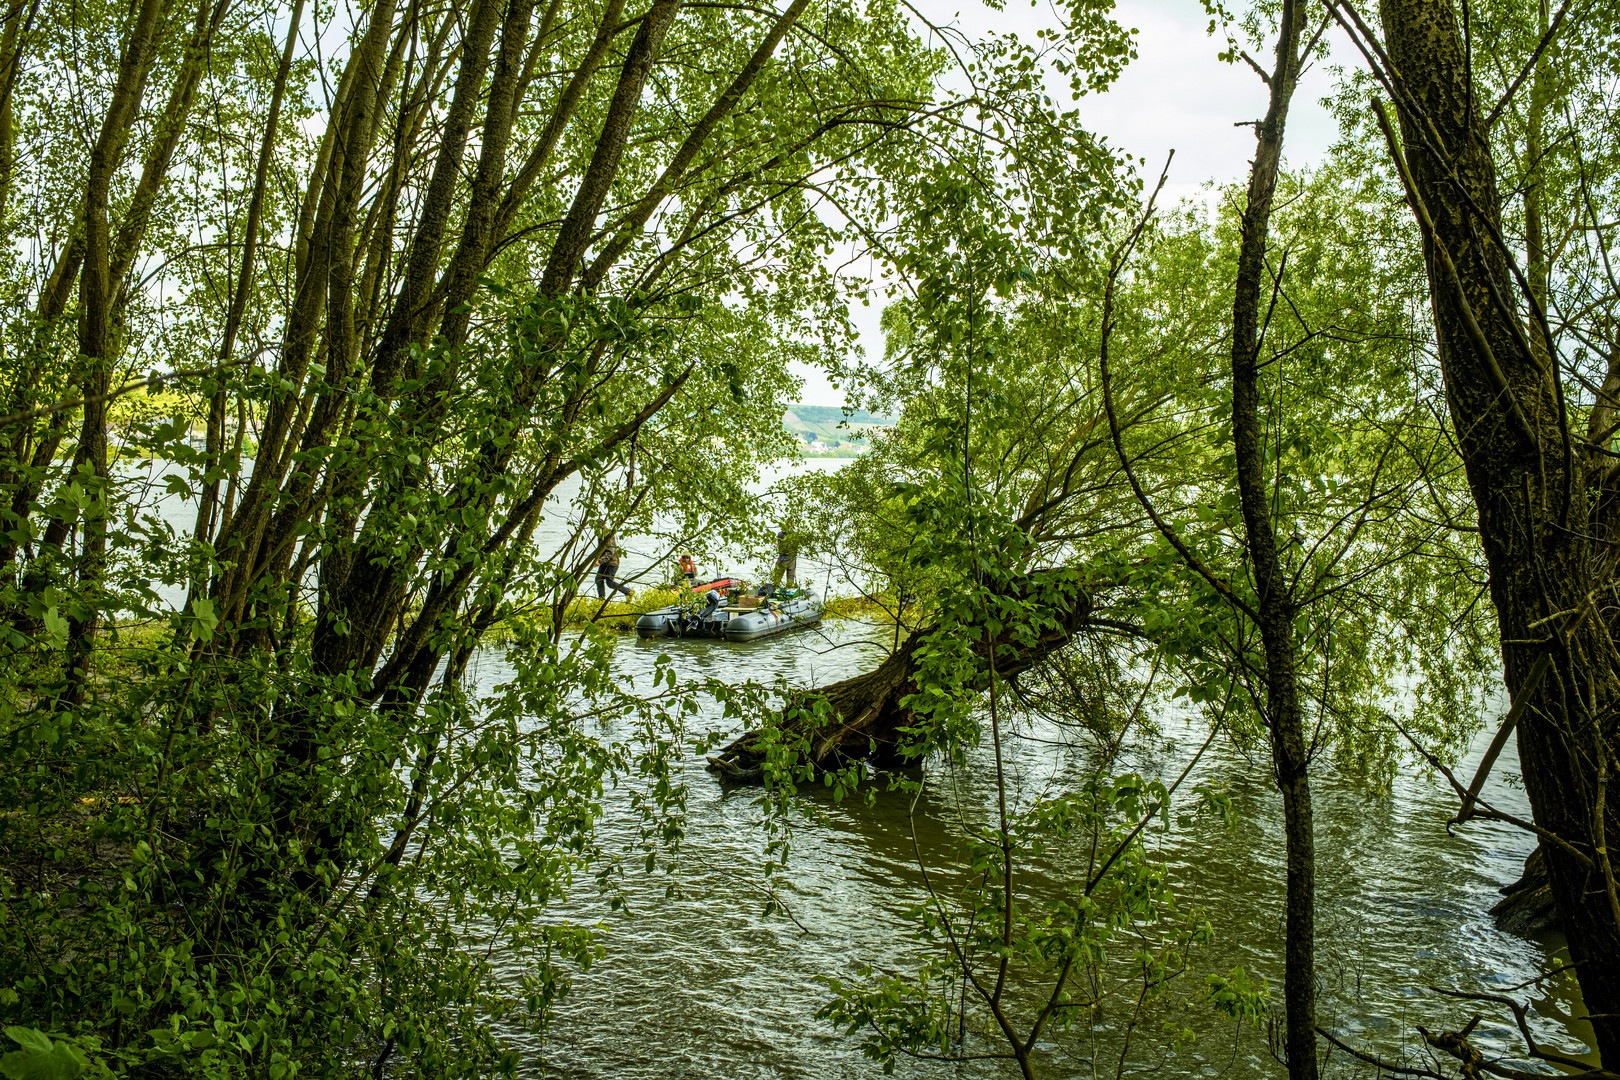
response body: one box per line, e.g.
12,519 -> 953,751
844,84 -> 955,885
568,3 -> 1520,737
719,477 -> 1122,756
783,402 -> 894,456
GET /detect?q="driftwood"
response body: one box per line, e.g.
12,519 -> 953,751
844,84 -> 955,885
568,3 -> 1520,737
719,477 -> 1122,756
706,574 -> 1092,782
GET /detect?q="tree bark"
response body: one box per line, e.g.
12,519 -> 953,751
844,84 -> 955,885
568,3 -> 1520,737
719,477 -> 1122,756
0,0 -> 35,228
368,0 -> 509,396
54,0 -> 174,696
209,0 -> 401,626
426,0 -> 540,352
489,0 -> 629,250
537,0 -> 682,297
193,0 -> 307,557
578,0 -> 811,293
310,0 -> 684,686
1378,0 -> 1620,1060
107,0 -> 233,291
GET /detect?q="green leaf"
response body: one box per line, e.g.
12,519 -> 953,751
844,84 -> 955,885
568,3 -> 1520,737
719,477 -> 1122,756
0,1029 -> 90,1080
191,597 -> 218,639
0,1032 -> 49,1057
41,607 -> 67,646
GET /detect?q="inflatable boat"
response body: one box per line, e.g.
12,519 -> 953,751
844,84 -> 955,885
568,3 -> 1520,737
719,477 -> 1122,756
635,586 -> 823,641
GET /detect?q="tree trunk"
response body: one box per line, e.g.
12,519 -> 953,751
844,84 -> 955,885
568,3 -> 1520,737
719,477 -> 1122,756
56,0 -> 173,697
209,0 -> 400,626
368,0 -> 509,397
1228,1 -> 1317,1075
311,0 -> 683,686
1489,846 -> 1559,936
578,0 -> 811,292
706,577 -> 1091,779
1378,0 -> 1620,1060
192,0 -> 307,558
490,0 -> 629,250
107,0 -> 233,291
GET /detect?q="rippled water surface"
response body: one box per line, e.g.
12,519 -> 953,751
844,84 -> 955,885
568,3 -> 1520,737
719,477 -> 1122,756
126,458 -> 1592,1075
459,623 -> 1593,1080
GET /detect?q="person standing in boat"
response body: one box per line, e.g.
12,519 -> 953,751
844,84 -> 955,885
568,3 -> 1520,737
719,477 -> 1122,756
769,527 -> 799,591
677,553 -> 697,588
596,528 -> 633,600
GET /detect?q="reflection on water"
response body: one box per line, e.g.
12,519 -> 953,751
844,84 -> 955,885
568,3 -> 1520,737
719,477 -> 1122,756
462,623 -> 1589,1079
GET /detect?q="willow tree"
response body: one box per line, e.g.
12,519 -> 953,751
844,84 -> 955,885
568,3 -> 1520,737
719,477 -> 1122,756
718,66 -> 1492,1069
1314,0 -> 1620,1063
0,0 -> 1017,1072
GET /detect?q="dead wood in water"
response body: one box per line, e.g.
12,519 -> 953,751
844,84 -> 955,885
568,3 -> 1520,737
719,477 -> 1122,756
706,573 -> 1096,781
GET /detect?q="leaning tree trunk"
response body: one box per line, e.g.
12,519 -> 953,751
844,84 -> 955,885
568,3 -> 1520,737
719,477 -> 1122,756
1379,0 -> 1620,1061
706,576 -> 1091,779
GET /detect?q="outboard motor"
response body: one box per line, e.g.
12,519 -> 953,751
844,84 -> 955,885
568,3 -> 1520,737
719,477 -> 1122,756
695,588 -> 725,634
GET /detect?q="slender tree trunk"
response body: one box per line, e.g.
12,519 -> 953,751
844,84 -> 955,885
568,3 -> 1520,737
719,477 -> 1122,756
193,0 -> 307,557
0,0 -> 36,230
1523,0 -> 1551,369
1228,3 -> 1316,1075
489,0 -> 628,246
368,0 -> 508,397
56,0 -> 173,696
578,0 -> 811,292
1379,0 -> 1620,1060
537,0 -> 682,297
0,0 -> 42,572
433,0 -> 543,351
311,0 -> 684,686
238,8 -> 452,604
210,0 -> 401,625
107,0 -> 233,290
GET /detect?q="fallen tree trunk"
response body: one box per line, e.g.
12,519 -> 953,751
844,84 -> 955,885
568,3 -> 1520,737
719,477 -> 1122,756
707,573 -> 1093,781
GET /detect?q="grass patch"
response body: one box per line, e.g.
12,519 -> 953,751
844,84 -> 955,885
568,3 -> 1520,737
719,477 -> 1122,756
488,587 -> 691,637
822,593 -> 909,621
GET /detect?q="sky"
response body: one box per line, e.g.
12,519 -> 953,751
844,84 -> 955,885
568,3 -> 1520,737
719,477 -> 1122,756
792,0 -> 1346,406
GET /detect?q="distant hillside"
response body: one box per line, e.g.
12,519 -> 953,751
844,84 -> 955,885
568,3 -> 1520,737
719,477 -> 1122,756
786,404 -> 892,425
782,404 -> 894,454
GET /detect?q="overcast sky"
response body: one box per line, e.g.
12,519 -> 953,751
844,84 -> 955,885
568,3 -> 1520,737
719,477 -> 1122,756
793,0 -> 1346,406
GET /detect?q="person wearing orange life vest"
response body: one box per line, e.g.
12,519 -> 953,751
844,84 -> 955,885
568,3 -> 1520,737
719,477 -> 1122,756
676,553 -> 697,588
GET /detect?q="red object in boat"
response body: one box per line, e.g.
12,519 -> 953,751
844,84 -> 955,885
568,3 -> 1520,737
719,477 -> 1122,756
692,577 -> 738,594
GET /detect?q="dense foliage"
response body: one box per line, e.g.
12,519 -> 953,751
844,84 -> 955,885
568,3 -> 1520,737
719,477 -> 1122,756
2,0 -> 1620,1074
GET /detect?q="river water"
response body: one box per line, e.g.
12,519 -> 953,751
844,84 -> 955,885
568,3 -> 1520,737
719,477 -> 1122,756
461,626 -> 1594,1080
124,457 -> 1594,1076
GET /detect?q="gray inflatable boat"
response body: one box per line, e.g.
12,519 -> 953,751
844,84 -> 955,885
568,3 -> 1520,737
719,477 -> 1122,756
635,587 -> 824,641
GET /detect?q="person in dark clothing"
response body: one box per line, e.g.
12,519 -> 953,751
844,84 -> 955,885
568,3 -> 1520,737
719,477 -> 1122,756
596,530 -> 633,600
770,527 -> 798,590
